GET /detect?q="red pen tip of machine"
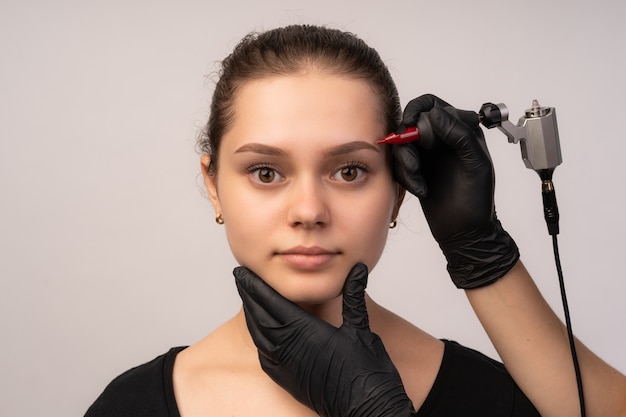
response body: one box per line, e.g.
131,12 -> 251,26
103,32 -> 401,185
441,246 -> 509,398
376,126 -> 420,145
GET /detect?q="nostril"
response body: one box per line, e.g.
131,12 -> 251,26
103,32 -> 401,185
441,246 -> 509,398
291,217 -> 327,229
287,203 -> 329,228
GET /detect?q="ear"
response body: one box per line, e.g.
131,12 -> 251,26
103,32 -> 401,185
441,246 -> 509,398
391,184 -> 405,220
201,155 -> 222,215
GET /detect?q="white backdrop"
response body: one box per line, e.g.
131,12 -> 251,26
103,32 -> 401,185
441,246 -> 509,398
1,1 -> 625,416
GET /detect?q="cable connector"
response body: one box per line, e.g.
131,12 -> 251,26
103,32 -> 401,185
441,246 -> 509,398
541,179 -> 560,235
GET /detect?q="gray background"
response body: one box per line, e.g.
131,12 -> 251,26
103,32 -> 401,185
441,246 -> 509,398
2,1 -> 625,416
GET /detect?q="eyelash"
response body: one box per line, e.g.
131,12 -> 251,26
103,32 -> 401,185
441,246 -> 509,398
246,160 -> 371,185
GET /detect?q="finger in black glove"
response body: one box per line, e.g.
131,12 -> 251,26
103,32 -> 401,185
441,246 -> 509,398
234,263 -> 417,417
390,94 -> 519,289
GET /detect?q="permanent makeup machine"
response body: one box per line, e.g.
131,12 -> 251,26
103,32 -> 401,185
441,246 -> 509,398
479,100 -> 562,236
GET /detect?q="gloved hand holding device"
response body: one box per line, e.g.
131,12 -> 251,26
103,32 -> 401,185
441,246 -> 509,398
391,94 -> 519,289
234,263 -> 417,417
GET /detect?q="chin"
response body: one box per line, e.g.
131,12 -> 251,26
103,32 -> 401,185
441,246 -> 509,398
277,278 -> 344,304
255,266 -> 348,305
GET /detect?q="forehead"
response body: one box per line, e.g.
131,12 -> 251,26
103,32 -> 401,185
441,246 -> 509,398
228,73 -> 386,141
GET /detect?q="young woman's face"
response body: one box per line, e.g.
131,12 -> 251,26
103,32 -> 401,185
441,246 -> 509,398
204,72 -> 402,305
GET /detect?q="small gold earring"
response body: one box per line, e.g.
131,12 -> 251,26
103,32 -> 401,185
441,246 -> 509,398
389,219 -> 397,229
215,212 -> 224,225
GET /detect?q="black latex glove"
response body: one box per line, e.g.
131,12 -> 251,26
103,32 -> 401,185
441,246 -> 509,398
234,263 -> 417,417
391,94 -> 519,289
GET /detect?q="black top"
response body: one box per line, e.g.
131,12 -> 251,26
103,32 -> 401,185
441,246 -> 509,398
85,340 -> 540,417
417,341 -> 540,416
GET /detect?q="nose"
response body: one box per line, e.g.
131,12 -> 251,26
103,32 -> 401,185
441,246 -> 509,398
286,176 -> 330,229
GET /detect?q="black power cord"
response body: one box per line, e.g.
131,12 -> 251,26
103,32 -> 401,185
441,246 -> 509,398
540,169 -> 586,417
552,233 -> 586,417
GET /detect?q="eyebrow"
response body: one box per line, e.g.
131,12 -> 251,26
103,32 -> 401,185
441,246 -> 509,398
234,141 -> 380,157
324,141 -> 380,157
234,143 -> 288,156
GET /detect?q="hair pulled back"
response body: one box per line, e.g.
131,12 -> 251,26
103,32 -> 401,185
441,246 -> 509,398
199,24 -> 401,174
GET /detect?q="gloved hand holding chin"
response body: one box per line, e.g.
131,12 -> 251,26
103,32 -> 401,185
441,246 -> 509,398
234,263 -> 417,417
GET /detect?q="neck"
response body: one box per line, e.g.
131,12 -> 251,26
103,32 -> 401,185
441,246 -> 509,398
299,294 -> 344,327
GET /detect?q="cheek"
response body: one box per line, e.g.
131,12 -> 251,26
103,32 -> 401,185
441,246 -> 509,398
223,217 -> 270,271
337,184 -> 398,268
216,178 -> 286,267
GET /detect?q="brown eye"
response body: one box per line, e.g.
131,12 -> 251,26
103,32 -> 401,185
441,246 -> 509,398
257,167 -> 276,183
248,165 -> 284,185
340,166 -> 358,182
333,163 -> 368,183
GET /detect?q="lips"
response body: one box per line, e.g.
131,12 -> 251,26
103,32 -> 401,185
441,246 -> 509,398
275,246 -> 341,270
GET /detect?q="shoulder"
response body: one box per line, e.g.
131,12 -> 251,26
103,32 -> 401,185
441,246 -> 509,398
417,340 -> 540,417
84,347 -> 187,417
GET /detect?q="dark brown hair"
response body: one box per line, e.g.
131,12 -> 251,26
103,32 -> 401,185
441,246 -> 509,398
199,24 -> 401,174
